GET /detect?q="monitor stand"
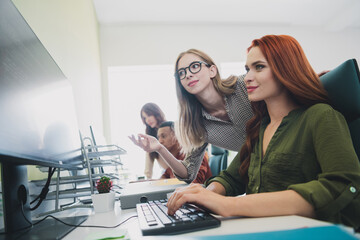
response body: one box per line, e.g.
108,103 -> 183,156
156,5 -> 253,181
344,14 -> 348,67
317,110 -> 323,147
0,215 -> 88,240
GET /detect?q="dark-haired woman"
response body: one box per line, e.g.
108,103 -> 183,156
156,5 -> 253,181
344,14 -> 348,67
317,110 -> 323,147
140,103 -> 168,179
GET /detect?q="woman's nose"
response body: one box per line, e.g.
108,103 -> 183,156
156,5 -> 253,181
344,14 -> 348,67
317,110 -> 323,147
185,69 -> 193,79
244,74 -> 253,83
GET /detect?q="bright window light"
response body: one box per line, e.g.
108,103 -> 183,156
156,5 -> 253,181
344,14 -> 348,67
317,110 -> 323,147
108,64 -> 178,178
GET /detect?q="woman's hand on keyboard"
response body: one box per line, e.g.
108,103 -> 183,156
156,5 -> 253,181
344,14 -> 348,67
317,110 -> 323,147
166,183 -> 232,217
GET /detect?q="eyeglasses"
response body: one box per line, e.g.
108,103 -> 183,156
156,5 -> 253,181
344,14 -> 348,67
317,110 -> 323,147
175,61 -> 211,80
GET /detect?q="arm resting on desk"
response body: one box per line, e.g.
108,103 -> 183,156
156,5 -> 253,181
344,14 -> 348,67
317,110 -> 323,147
167,184 -> 314,218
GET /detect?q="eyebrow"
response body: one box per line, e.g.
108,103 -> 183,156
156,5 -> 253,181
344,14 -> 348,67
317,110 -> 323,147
178,60 -> 202,70
245,60 -> 267,68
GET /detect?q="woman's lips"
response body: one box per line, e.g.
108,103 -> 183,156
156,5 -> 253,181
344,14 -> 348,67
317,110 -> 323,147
246,86 -> 258,93
188,80 -> 199,87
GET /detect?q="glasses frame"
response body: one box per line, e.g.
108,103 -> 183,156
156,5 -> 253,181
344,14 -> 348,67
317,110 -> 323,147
175,61 -> 211,81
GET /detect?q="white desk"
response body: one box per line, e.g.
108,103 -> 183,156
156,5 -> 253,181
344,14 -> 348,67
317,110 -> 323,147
61,200 -> 334,240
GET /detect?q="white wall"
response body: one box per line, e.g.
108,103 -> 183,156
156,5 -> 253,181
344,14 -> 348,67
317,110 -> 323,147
99,23 -> 360,141
10,0 -> 360,151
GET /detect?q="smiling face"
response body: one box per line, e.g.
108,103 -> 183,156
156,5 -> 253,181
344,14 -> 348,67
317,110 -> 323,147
244,47 -> 286,103
141,111 -> 158,128
177,53 -> 217,96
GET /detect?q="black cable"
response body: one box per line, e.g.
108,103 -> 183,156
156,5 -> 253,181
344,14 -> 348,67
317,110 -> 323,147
30,167 -> 57,210
33,214 -> 138,229
20,203 -> 33,227
30,168 -> 52,204
30,202 -> 138,229
0,203 -> 35,237
0,203 -> 138,237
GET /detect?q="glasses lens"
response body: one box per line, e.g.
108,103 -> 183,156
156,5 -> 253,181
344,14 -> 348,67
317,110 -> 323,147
189,62 -> 202,74
178,69 -> 186,80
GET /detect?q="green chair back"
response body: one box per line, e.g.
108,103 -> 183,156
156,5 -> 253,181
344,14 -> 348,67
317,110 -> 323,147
209,145 -> 229,176
320,59 -> 360,159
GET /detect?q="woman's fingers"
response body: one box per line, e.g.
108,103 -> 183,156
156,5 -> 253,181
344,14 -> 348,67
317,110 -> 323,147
167,184 -> 203,215
137,135 -> 151,150
128,134 -> 140,146
128,134 -> 151,152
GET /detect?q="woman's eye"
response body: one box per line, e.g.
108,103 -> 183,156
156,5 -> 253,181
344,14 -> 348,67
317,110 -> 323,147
245,66 -> 250,73
191,63 -> 200,70
178,70 -> 185,78
256,64 -> 265,71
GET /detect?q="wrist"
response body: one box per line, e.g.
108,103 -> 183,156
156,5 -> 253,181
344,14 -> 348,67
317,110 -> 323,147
206,182 -> 226,195
156,144 -> 166,154
222,197 -> 237,217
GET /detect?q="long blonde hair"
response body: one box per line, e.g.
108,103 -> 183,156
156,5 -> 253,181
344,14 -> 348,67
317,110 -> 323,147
174,49 -> 237,153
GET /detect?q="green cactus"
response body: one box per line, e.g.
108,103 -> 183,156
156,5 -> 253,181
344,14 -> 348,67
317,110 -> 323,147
96,176 -> 113,194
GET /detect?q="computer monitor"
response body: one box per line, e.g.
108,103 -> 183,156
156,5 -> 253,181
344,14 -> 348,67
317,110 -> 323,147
0,0 -> 85,238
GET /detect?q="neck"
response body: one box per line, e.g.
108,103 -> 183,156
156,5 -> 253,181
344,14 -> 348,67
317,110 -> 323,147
265,95 -> 299,123
196,90 -> 226,115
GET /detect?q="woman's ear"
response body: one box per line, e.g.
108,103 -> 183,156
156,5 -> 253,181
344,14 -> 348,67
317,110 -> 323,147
209,65 -> 217,78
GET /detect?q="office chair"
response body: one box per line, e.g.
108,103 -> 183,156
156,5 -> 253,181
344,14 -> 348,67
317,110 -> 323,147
319,58 -> 360,159
209,145 -> 229,176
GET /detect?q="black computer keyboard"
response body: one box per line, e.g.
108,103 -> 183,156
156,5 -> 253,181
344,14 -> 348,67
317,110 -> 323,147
137,199 -> 221,235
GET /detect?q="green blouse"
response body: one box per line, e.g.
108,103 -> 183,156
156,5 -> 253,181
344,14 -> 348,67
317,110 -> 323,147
206,104 -> 360,230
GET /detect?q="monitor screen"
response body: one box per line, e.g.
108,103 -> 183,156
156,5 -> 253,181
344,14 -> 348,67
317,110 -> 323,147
0,0 -> 84,236
0,0 -> 82,168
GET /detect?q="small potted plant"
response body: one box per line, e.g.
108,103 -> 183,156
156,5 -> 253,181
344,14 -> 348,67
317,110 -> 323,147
91,176 -> 116,213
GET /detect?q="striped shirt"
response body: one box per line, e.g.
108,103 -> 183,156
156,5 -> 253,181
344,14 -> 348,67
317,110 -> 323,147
176,75 -> 253,183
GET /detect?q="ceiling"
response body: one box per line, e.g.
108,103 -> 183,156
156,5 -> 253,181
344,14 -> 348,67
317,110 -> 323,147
92,0 -> 360,31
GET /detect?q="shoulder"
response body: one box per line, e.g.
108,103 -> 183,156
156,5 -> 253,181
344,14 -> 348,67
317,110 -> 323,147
305,103 -> 339,116
237,74 -> 246,81
236,74 -> 246,87
302,103 -> 346,124
229,74 -> 247,96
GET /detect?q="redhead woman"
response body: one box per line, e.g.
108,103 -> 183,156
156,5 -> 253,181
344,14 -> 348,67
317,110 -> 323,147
166,35 -> 360,231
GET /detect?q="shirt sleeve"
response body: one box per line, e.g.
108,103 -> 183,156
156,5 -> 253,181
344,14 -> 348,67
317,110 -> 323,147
160,168 -> 171,179
174,143 -> 208,183
192,152 -> 210,184
288,106 -> 360,227
205,152 -> 246,196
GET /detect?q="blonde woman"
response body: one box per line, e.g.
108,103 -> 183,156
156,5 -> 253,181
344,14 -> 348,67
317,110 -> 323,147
130,49 -> 253,182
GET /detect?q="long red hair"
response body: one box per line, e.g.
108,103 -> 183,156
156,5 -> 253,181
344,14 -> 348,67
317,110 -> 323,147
239,35 -> 329,181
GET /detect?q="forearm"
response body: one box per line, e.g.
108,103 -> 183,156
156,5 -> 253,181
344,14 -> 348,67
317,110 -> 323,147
157,155 -> 169,169
157,145 -> 188,178
206,182 -> 226,195
227,190 -> 315,218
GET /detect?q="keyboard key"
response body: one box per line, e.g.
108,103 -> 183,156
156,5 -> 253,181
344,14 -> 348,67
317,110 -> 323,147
148,221 -> 158,226
151,205 -> 172,225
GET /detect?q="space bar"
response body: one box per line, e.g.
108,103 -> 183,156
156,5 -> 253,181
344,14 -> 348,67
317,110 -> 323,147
151,205 -> 172,225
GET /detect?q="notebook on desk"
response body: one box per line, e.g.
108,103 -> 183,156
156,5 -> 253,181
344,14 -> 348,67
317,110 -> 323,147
119,178 -> 188,209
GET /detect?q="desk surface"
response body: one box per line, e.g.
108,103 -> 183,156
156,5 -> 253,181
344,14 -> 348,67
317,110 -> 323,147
60,200 -> 335,240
